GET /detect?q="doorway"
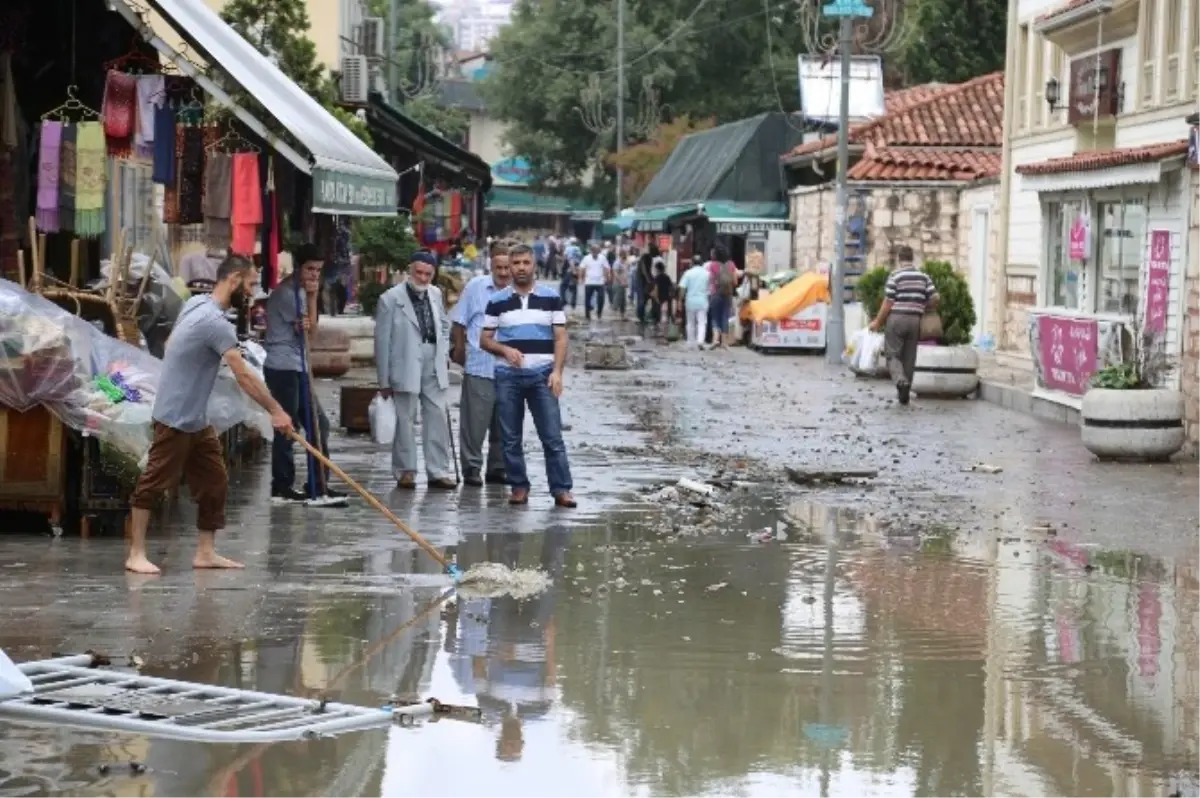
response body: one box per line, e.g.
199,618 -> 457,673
970,207 -> 990,342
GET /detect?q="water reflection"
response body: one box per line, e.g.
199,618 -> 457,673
0,498 -> 1195,797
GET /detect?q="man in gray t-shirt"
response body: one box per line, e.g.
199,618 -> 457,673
127,256 -> 292,575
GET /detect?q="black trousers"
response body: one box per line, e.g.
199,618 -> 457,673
264,367 -> 330,496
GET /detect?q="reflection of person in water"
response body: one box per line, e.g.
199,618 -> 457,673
446,527 -> 567,762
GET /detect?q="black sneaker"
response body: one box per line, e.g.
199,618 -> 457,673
484,470 -> 508,485
271,487 -> 308,505
463,470 -> 484,487
324,488 -> 347,499
897,381 -> 911,405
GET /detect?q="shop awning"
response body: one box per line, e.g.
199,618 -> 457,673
702,201 -> 790,233
366,96 -> 492,190
1016,140 -> 1189,193
486,187 -> 575,215
629,204 -> 700,232
135,0 -> 399,216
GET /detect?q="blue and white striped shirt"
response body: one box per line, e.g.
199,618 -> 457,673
451,274 -> 507,379
482,285 -> 566,374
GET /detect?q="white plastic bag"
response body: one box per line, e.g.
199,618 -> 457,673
844,329 -> 885,375
370,394 -> 396,445
0,648 -> 33,700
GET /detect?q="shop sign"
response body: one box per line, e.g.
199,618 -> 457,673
312,168 -> 397,215
714,220 -> 789,234
1036,314 -> 1098,395
1068,212 -> 1091,260
1067,49 -> 1121,126
1145,229 -> 1171,334
821,0 -> 874,17
491,157 -> 534,186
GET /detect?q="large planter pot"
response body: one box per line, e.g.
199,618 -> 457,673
911,345 -> 980,398
320,316 -> 376,364
1081,388 -> 1185,461
309,326 -> 352,378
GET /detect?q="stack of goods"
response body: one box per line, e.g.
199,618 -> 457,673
0,298 -> 79,409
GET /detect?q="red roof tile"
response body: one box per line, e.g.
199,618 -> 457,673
783,72 -> 1005,160
885,83 -> 948,113
1015,140 -> 1189,175
848,146 -> 1002,181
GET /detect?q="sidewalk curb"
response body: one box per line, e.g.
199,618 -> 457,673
978,381 -> 1081,426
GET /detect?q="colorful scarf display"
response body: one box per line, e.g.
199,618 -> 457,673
57,123 -> 76,233
152,105 -> 175,185
101,70 -> 137,157
134,75 -> 164,159
178,126 -> 206,225
230,152 -> 261,256
74,121 -> 106,238
203,152 -> 233,249
35,121 -> 62,232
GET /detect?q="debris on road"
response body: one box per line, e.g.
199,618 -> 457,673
786,466 -> 878,485
677,477 -> 715,496
583,342 -> 631,370
962,462 -> 1003,474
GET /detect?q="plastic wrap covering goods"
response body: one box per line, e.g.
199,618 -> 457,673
0,279 -> 270,466
744,272 -> 831,323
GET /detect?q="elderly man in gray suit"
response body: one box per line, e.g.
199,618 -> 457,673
375,250 -> 457,490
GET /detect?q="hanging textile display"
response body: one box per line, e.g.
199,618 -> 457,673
203,152 -> 233,250
259,155 -> 279,289
178,126 -> 206,225
57,123 -> 76,234
101,70 -> 137,158
151,104 -> 176,185
75,121 -> 107,238
35,121 -> 62,232
230,152 -> 261,256
134,75 -> 163,160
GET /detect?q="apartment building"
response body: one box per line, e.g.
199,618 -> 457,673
993,0 -> 1199,438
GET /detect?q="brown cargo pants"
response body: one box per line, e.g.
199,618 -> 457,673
130,422 -> 228,532
884,312 -> 922,387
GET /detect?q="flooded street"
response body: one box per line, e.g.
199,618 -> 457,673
0,342 -> 1196,797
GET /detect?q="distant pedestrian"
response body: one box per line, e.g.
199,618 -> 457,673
481,244 -> 575,508
869,245 -> 939,405
706,245 -> 740,349
126,256 -> 293,574
678,258 -> 711,348
650,261 -> 674,326
375,250 -> 457,489
579,242 -> 611,321
635,246 -> 656,325
610,250 -> 629,319
450,240 -> 512,487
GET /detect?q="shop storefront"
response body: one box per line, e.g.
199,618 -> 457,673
1015,141 -> 1193,407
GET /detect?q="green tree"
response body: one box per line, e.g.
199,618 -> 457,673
606,115 -> 714,206
220,0 -> 373,146
896,0 -> 1008,84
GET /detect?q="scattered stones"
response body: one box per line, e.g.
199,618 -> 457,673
583,342 -> 631,370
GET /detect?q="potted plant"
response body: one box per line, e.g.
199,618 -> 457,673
1080,329 -> 1185,461
911,260 -> 980,399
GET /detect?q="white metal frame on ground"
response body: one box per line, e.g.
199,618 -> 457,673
0,654 -> 439,743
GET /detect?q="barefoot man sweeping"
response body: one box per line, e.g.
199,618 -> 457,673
126,256 -> 293,574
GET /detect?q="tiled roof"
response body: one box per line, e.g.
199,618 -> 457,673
783,72 -> 1004,160
885,83 -> 948,113
848,146 -> 1002,181
1015,140 -> 1189,175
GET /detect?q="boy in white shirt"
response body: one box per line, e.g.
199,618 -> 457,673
578,242 -> 612,321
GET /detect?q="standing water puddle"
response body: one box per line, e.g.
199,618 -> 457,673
0,490 -> 1195,797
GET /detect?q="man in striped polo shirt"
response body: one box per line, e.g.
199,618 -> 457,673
480,243 -> 576,508
869,246 -> 939,405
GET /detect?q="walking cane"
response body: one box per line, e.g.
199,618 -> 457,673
446,406 -> 460,485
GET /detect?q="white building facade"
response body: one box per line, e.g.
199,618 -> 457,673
993,0 -> 1199,442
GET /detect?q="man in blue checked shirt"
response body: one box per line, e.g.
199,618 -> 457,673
480,243 -> 576,508
450,240 -> 512,486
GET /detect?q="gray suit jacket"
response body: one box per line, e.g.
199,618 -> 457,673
375,282 -> 450,394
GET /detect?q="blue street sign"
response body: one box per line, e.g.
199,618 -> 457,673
822,0 -> 874,17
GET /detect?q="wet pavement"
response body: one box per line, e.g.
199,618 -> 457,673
0,328 -> 1196,797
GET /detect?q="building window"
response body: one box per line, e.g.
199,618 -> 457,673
1097,199 -> 1146,316
1032,36 -> 1046,127
1046,200 -> 1087,310
1165,0 -> 1181,98
1141,0 -> 1158,107
1017,24 -> 1030,130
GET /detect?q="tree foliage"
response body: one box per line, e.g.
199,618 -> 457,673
606,115 -> 714,205
895,0 -> 1008,84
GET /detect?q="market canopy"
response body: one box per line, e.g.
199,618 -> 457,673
629,204 -> 700,232
702,201 -> 790,233
486,187 -> 589,216
124,0 -> 400,216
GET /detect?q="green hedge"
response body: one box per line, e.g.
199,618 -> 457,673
854,260 -> 975,346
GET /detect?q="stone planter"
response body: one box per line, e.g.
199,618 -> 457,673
1081,388 -> 1186,461
321,316 -> 376,365
911,345 -> 979,398
309,327 -> 351,378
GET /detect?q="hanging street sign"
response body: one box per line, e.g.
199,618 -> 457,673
822,0 -> 874,17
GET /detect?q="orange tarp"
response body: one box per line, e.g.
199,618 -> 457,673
744,272 -> 830,323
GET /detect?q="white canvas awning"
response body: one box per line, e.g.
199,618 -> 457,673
116,0 -> 398,216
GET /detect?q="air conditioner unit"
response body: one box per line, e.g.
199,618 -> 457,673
340,55 -> 369,105
360,17 -> 385,59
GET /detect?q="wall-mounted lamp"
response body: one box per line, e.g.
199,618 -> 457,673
1045,75 -> 1126,115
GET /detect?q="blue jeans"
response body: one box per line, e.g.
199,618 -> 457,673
495,366 -> 573,495
708,294 -> 732,334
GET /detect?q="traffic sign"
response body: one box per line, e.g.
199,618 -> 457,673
822,0 -> 874,17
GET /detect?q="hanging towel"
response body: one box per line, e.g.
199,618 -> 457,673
35,121 -> 62,232
74,121 -> 106,238
0,53 -> 17,151
230,152 -> 261,256
134,75 -> 164,160
57,123 -> 76,233
101,70 -> 137,157
163,123 -> 182,223
260,155 -> 279,288
151,105 -> 175,184
178,126 -> 206,225
203,152 -> 233,250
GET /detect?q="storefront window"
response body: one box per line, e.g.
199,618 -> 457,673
1097,199 -> 1145,316
1046,200 -> 1086,309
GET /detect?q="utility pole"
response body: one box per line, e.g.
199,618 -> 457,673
388,0 -> 399,104
825,14 -> 853,364
615,0 -> 626,210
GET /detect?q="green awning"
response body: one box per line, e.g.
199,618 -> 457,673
629,204 -> 700,232
702,201 -> 790,233
486,187 -> 574,215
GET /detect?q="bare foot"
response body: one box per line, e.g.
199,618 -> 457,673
193,553 -> 245,569
125,555 -> 162,575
